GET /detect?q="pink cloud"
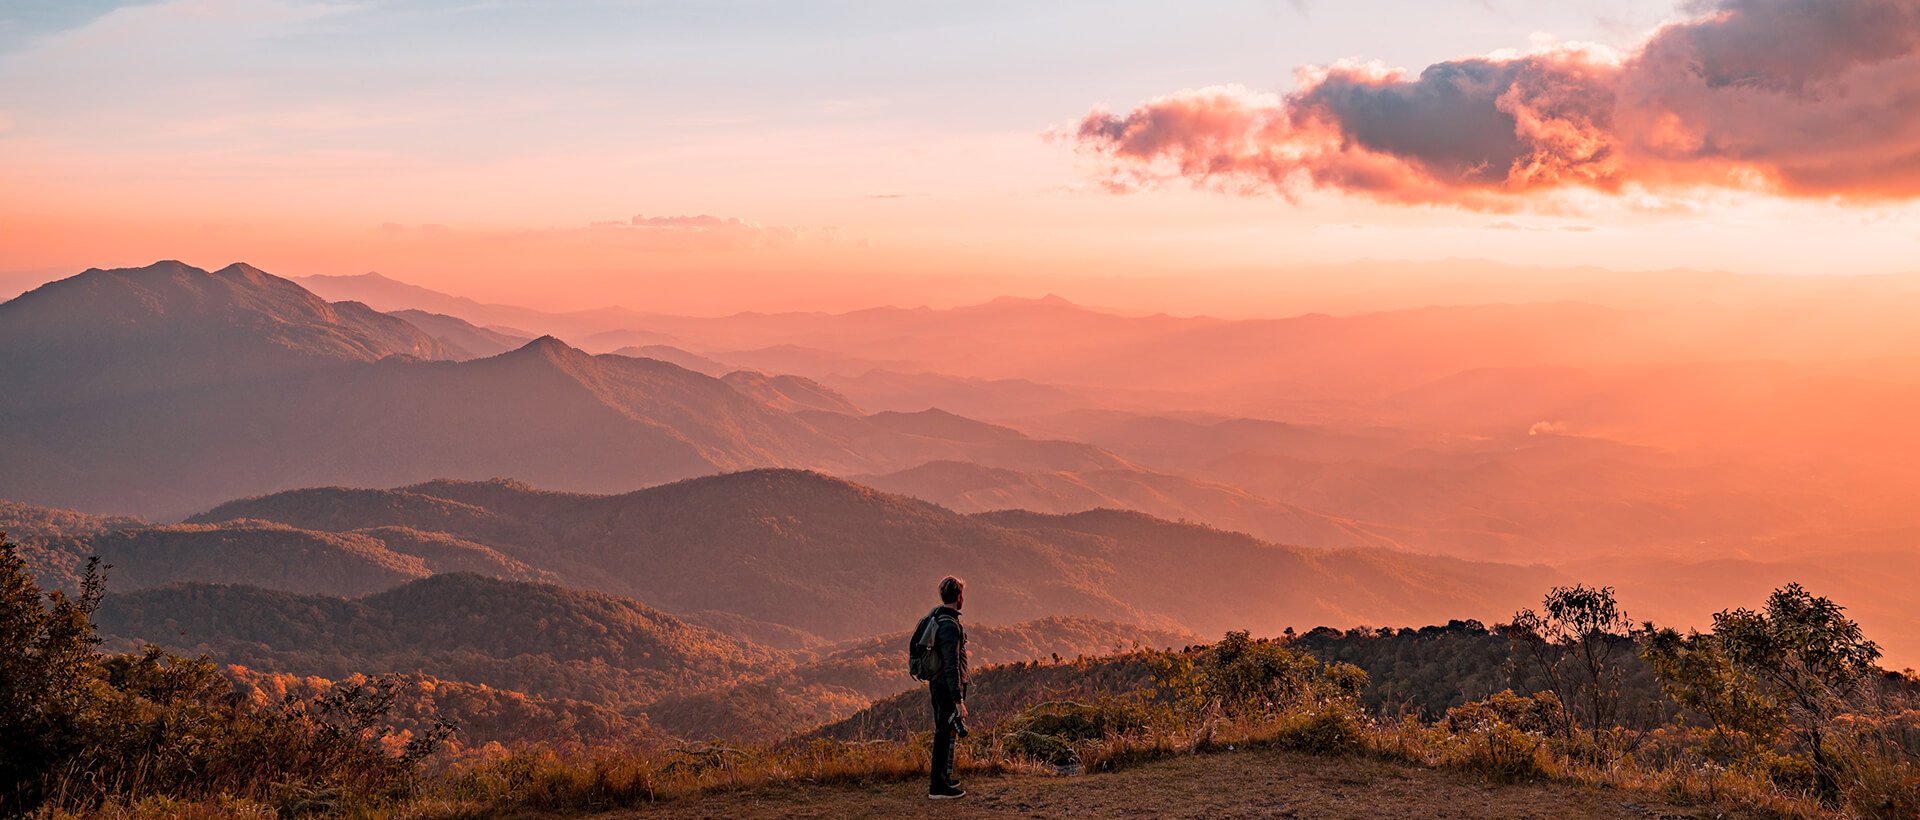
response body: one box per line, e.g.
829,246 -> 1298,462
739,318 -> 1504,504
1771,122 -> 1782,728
1069,0 -> 1920,209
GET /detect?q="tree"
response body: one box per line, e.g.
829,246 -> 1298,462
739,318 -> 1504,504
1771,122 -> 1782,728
0,530 -> 106,811
1710,584 -> 1881,801
1506,585 -> 1635,741
0,530 -> 451,814
1640,626 -> 1787,759
1164,632 -> 1367,719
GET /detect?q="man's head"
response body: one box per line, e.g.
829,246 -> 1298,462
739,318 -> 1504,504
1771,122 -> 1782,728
939,576 -> 965,611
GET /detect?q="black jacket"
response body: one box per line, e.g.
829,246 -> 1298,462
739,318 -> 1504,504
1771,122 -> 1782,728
929,605 -> 967,701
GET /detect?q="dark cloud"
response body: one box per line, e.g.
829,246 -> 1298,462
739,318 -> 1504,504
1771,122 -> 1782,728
1069,0 -> 1920,209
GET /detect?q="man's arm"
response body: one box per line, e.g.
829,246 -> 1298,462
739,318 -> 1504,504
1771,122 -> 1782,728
937,617 -> 964,702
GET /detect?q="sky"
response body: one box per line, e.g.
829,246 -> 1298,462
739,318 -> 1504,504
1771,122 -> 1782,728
4,0 -> 1919,313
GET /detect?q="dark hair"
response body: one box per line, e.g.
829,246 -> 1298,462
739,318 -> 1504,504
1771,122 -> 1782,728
938,576 -> 965,605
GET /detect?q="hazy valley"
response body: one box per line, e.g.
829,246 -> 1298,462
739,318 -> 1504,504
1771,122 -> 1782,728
5,259 -> 1918,817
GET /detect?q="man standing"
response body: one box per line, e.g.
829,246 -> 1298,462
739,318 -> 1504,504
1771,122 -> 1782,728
921,575 -> 969,800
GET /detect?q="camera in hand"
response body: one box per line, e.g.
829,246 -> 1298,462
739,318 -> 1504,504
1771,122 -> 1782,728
951,714 -> 970,738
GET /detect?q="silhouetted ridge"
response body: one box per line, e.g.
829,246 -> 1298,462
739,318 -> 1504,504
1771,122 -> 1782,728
31,519 -> 430,596
513,334 -> 578,354
720,370 -> 862,414
491,335 -> 595,369
212,261 -> 276,284
388,308 -> 531,359
981,293 -> 1077,308
398,478 -> 594,525
102,469 -> 1555,643
612,467 -> 907,510
2,264 -> 1150,515
187,486 -> 550,555
876,459 -> 1025,493
868,408 -> 1025,442
0,260 -> 455,410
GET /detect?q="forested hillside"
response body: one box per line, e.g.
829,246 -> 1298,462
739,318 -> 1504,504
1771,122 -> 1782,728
160,470 -> 1557,641
96,575 -> 777,709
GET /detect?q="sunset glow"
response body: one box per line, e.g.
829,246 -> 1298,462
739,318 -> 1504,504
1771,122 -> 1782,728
5,0 -> 1920,312
5,4 -> 1920,813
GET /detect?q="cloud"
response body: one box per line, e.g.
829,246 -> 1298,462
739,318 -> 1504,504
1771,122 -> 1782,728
620,214 -> 804,248
627,213 -> 755,230
375,213 -> 824,253
1068,0 -> 1920,209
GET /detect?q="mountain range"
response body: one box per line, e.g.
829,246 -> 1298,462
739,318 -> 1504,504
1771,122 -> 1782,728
0,261 -> 452,408
7,259 -> 1920,670
0,262 -> 1153,518
92,571 -> 1200,743
36,469 -> 1544,640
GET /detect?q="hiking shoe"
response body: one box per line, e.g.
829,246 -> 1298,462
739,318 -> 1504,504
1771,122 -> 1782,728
928,785 -> 967,800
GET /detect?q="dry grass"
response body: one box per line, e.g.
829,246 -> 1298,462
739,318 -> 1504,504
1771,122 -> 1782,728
353,669 -> 1907,819
43,638 -> 1917,819
614,746 -> 1773,820
52,696 -> 1878,819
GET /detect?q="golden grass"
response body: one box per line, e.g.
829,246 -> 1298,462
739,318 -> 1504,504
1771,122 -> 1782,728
48,672 -> 1915,819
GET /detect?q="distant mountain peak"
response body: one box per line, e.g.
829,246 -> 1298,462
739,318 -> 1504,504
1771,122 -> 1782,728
868,407 -> 1027,443
405,477 -> 540,494
305,271 -> 406,284
514,334 -> 581,355
292,270 -> 491,318
646,467 -> 876,500
489,335 -> 598,373
213,262 -> 272,280
0,260 -> 457,407
73,259 -> 207,280
719,369 -> 863,415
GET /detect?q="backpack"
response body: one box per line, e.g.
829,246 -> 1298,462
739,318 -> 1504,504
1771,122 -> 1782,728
908,608 -> 953,682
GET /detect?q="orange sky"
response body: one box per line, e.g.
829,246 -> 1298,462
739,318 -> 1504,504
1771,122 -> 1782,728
4,0 -> 1920,314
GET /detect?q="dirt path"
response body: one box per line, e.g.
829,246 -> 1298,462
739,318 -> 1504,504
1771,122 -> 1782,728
608,748 -> 1754,819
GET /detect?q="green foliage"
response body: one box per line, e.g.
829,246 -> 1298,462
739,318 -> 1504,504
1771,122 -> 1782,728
1269,700 -> 1370,755
1640,626 -> 1788,757
1191,631 -> 1367,718
1507,585 -> 1637,741
1441,691 -> 1564,781
12,552 -> 1916,820
0,532 -> 450,815
999,699 -> 1148,767
0,532 -> 106,811
1641,584 -> 1919,810
1713,584 -> 1882,719
818,650 -> 1167,742
647,615 -> 1187,745
1761,749 -> 1819,793
94,573 -> 776,714
226,667 -> 665,752
1445,689 -> 1567,737
1704,583 -> 1884,801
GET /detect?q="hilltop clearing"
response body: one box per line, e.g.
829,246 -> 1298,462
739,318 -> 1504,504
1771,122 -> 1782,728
615,747 -> 1750,820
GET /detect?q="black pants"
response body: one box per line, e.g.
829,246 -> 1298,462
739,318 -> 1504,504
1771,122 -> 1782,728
929,683 -> 958,790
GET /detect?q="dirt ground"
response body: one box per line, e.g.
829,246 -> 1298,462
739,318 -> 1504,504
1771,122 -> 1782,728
607,748 -> 1759,819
